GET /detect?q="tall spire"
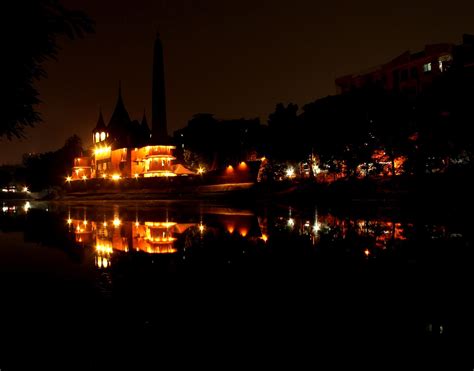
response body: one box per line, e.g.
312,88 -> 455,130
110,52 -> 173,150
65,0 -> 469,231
152,32 -> 168,144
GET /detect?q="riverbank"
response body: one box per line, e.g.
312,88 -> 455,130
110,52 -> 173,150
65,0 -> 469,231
38,172 -> 474,210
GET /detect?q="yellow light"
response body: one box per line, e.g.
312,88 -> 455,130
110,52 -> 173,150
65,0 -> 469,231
113,218 -> 121,227
261,156 -> 266,161
134,173 -> 139,178
82,175 -> 87,180
197,167 -> 205,175
23,201 -> 31,212
287,218 -> 295,228
364,249 -> 370,257
135,221 -> 139,227
103,221 -> 107,227
67,219 -> 72,225
66,176 -> 72,182
112,174 -> 121,181
102,174 -> 107,179
260,234 -> 268,242
22,186 -> 29,193
83,220 -> 88,225
286,167 -> 295,178
199,224 -> 205,233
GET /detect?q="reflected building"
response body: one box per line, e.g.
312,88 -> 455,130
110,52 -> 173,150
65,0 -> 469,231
69,216 -> 197,269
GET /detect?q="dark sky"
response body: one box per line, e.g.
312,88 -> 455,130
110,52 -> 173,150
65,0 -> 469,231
1,0 -> 473,164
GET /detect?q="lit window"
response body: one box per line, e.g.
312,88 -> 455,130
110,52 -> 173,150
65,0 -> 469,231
100,132 -> 106,141
95,132 -> 100,142
423,63 -> 432,73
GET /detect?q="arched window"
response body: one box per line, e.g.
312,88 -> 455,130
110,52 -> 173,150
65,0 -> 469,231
95,132 -> 100,143
101,132 -> 106,141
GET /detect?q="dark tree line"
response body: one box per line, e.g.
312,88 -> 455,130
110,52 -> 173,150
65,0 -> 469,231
173,114 -> 266,171
175,62 -> 473,182
0,135 -> 83,191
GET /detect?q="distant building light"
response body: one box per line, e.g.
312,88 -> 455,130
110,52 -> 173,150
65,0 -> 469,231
287,218 -> 295,228
100,132 -> 106,141
111,174 -> 121,181
22,186 -> 29,193
82,175 -> 87,180
286,167 -> 295,178
423,62 -> 431,73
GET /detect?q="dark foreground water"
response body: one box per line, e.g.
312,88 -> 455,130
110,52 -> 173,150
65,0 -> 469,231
1,200 -> 473,369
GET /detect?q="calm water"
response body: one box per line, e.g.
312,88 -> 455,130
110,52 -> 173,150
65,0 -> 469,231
1,200 -> 473,369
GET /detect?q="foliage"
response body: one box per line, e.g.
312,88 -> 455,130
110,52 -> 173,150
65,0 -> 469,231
2,0 -> 94,139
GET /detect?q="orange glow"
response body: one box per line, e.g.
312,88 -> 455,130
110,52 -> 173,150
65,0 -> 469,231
238,161 -> 248,170
239,228 -> 248,237
260,234 -> 268,242
226,165 -> 234,174
112,174 -> 121,181
227,225 -> 235,234
364,249 -> 370,257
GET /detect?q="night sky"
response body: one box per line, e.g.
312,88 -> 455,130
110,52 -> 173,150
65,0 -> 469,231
1,0 -> 473,164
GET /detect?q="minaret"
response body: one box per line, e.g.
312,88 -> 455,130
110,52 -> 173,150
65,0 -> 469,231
152,32 -> 168,144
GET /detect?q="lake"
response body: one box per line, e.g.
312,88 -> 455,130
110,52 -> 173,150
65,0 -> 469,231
1,199 -> 473,369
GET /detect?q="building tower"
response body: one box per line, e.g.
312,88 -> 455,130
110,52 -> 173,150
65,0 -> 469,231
152,32 -> 168,143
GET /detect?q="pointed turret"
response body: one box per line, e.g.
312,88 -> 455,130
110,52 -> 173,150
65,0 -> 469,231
92,109 -> 108,144
152,32 -> 168,144
139,109 -> 151,145
108,82 -> 132,148
92,109 -> 107,133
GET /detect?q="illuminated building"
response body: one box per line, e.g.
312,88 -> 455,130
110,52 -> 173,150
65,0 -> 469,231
69,33 -> 192,181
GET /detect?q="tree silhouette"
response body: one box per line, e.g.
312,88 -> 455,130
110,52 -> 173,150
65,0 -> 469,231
2,0 -> 94,139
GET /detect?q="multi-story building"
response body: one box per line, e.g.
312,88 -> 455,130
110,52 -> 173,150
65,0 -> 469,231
335,34 -> 474,95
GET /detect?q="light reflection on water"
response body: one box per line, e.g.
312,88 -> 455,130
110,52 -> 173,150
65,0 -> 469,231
1,200 -> 474,367
1,200 -> 468,271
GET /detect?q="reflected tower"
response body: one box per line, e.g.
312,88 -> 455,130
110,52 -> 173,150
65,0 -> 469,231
152,32 -> 168,144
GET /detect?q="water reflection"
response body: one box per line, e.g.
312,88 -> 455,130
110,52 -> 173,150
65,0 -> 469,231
1,199 -> 473,359
2,201 -> 468,267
